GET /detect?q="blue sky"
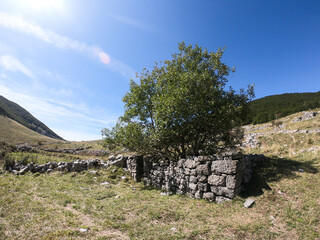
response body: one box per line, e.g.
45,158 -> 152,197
0,0 -> 319,141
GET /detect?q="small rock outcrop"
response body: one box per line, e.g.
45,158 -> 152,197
292,111 -> 318,123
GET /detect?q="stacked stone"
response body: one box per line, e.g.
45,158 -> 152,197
126,155 -> 144,182
15,145 -> 109,156
6,158 -> 103,175
107,155 -> 128,168
141,153 -> 248,203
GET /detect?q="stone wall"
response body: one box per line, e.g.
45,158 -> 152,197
3,149 -> 254,203
126,153 -> 253,203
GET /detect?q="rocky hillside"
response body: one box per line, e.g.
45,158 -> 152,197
0,95 -> 63,140
242,109 -> 320,158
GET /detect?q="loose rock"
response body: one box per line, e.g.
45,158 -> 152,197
244,199 -> 255,208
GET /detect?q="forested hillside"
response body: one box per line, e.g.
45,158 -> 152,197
0,96 -> 63,140
247,91 -> 320,124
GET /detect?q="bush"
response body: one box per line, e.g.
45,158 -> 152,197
102,42 -> 254,159
0,150 -> 6,160
4,154 -> 15,170
19,155 -> 30,165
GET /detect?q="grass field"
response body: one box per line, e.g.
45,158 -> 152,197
0,153 -> 319,240
0,110 -> 319,239
39,140 -> 105,151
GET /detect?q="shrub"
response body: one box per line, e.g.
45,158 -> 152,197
4,154 -> 15,170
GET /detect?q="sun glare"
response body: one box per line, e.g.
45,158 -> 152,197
99,52 -> 111,65
19,0 -> 65,12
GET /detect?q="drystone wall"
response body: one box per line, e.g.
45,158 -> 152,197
126,153 -> 253,203
3,148 -> 254,203
4,155 -> 128,175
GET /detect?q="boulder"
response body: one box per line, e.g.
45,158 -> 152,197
203,192 -> 215,202
216,196 -> 231,204
19,167 -> 29,175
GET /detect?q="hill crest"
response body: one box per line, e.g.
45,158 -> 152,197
0,95 -> 63,140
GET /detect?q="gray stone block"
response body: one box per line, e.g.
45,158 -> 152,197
226,173 -> 242,189
208,175 -> 226,186
210,186 -> 235,198
197,183 -> 209,192
19,167 -> 28,175
196,163 -> 211,175
189,183 -> 198,190
203,192 -> 215,202
244,199 -> 255,208
177,159 -> 186,168
190,169 -> 197,176
198,175 -> 207,183
216,196 -> 231,204
184,159 -> 197,169
195,190 -> 202,199
211,160 -> 239,174
189,176 -> 197,183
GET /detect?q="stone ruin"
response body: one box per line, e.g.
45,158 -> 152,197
3,152 -> 256,203
126,153 -> 254,203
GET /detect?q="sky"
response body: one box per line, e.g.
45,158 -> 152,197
0,0 -> 319,141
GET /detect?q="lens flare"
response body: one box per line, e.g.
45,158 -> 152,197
98,52 -> 110,64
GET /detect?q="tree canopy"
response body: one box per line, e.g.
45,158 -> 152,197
102,42 -> 254,159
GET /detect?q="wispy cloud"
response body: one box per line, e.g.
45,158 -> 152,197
0,55 -> 35,78
0,11 -> 136,79
108,14 -> 155,32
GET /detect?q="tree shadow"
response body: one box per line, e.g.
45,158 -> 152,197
239,155 -> 319,198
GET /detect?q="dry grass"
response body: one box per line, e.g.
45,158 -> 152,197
0,115 -> 61,145
0,110 -> 319,239
40,140 -> 105,151
0,153 -> 319,239
244,108 -> 320,158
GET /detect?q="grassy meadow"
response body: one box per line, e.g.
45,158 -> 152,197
0,110 -> 319,239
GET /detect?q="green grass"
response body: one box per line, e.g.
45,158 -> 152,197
39,140 -> 106,151
0,115 -> 61,146
0,151 -> 319,239
0,109 -> 319,239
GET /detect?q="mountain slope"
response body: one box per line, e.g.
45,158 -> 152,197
0,115 -> 62,145
0,95 -> 63,140
243,108 -> 320,158
247,91 -> 320,124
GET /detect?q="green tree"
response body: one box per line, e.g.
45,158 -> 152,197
102,42 -> 254,159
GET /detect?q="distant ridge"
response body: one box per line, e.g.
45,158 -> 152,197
0,95 -> 63,140
247,91 -> 320,124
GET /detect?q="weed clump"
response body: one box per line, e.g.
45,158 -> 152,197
3,154 -> 15,170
